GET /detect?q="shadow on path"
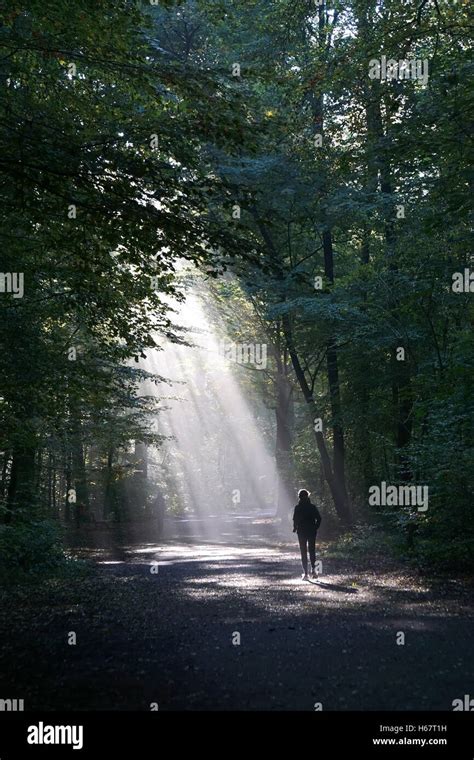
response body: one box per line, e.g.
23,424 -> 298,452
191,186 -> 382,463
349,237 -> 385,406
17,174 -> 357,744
0,539 -> 473,711
309,579 -> 359,594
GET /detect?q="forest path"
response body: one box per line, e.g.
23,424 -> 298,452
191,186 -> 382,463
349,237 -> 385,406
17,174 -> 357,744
1,540 -> 473,711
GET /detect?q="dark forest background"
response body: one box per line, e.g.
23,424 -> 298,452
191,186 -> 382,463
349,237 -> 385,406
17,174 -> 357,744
0,0 -> 472,577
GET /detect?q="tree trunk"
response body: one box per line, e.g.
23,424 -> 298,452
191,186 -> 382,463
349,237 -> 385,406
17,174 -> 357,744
103,447 -> 115,520
51,453 -> 58,519
0,452 -> 9,502
392,355 -> 414,481
357,227 -> 375,488
71,427 -> 90,524
359,1 -> 413,480
6,446 -> 37,521
311,7 -> 351,512
274,350 -> 295,515
252,206 -> 351,525
48,451 -> 52,512
322,227 -> 349,504
282,314 -> 352,525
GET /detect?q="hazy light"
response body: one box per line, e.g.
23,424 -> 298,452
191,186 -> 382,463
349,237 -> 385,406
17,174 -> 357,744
141,276 -> 281,541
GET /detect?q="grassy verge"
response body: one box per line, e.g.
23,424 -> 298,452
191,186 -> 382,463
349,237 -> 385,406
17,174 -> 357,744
0,519 -> 92,586
327,516 -> 474,576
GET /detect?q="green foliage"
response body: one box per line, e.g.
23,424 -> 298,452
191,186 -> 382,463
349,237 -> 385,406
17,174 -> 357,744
328,522 -> 407,560
191,0 -> 473,564
0,519 -> 67,578
413,534 -> 474,574
0,0 -> 471,570
0,0 -> 257,518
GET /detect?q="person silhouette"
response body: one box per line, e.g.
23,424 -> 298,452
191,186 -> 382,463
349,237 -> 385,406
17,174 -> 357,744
292,489 -> 322,580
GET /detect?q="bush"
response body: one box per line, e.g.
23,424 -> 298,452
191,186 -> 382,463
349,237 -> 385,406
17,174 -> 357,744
411,533 -> 474,573
0,519 -> 67,579
328,512 -> 474,574
328,521 -> 405,559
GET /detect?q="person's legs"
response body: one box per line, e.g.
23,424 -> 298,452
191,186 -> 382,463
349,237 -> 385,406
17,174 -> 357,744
298,532 -> 308,575
308,532 -> 316,572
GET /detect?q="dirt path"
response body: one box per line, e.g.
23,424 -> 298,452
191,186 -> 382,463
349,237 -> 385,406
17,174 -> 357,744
1,540 -> 473,711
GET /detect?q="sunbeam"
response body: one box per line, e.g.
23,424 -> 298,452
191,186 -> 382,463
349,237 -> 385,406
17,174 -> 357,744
141,274 -> 282,541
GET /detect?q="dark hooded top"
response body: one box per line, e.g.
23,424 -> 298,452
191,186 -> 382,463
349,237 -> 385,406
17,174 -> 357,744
293,497 -> 322,535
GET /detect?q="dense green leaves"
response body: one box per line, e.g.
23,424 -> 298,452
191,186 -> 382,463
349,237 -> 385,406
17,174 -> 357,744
0,0 -> 471,567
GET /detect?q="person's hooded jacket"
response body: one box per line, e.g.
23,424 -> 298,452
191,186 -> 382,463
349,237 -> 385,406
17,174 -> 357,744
293,496 -> 322,535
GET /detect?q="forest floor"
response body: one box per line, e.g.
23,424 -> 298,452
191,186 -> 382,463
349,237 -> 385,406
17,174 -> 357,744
1,529 -> 474,711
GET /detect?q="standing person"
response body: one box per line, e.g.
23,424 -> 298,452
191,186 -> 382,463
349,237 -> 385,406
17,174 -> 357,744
292,489 -> 322,580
